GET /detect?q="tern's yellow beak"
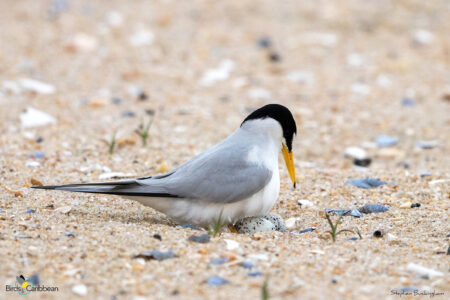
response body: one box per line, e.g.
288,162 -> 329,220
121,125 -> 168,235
282,144 -> 296,188
22,282 -> 28,288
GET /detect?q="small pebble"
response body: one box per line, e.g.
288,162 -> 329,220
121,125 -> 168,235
20,107 -> 57,128
239,261 -> 253,269
285,217 -> 298,229
138,91 -> 148,101
248,272 -> 262,277
353,158 -> 371,167
72,284 -> 87,296
28,151 -> 45,159
19,78 -> 55,94
209,257 -> 229,265
153,234 -> 162,241
65,232 -> 77,237
298,199 -> 315,208
207,276 -> 229,286
401,98 -> 415,107
373,229 -> 384,238
410,203 -> 421,208
188,234 -> 210,244
400,201 -> 413,209
420,171 -> 432,177
268,52 -> 281,62
132,250 -> 176,261
257,37 -> 271,48
347,178 -> 387,189
26,209 -> 36,213
111,97 -> 122,105
447,245 -> 450,255
347,237 -> 358,241
344,146 -> 368,160
122,111 -> 136,118
358,204 -> 390,214
35,137 -> 44,143
177,224 -> 201,231
376,135 -> 398,147
416,141 -> 437,149
224,239 -> 239,250
299,228 -> 316,234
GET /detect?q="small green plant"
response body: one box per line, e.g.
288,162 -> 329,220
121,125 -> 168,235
355,227 -> 363,240
325,213 -> 354,242
261,279 -> 269,300
108,131 -> 117,154
208,210 -> 223,237
136,118 -> 153,146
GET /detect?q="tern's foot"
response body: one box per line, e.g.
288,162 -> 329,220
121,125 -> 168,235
234,213 -> 286,234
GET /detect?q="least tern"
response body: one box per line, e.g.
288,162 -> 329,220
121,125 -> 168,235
33,104 -> 297,226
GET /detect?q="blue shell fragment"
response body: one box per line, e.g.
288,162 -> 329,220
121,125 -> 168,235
358,204 -> 389,214
28,152 -> 45,159
401,98 -> 415,107
347,237 -> 358,241
299,227 -> 316,234
133,250 -> 176,261
248,272 -> 263,277
207,276 -> 229,286
347,178 -> 387,189
325,209 -> 350,216
239,261 -> 253,269
26,209 -> 36,213
177,224 -> 201,230
350,208 -> 363,217
209,257 -> 229,265
187,234 -> 210,243
376,135 -> 398,147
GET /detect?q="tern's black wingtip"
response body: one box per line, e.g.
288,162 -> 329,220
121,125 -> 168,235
30,185 -> 58,190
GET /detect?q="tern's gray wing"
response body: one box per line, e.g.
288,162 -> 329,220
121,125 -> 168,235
138,136 -> 273,203
33,130 -> 273,203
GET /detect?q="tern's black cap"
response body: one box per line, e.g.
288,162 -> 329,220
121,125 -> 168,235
241,104 -> 297,151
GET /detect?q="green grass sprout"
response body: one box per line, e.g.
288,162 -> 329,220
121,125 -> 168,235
325,213 -> 354,242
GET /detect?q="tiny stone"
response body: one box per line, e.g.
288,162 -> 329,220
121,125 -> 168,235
239,261 -> 253,269
376,135 -> 398,147
410,203 -> 421,208
416,141 -> 437,149
132,250 -> 176,261
177,224 -> 201,230
347,237 -> 358,241
26,209 -> 36,213
138,92 -> 148,101
406,263 -> 443,279
344,146 -> 368,160
298,199 -> 315,208
153,234 -> 162,241
35,137 -> 44,143
28,151 -> 45,159
209,257 -> 229,265
268,52 -> 281,62
347,178 -> 387,189
111,97 -> 122,105
401,98 -> 415,107
122,111 -> 136,118
65,232 -> 77,237
257,37 -> 271,48
207,276 -> 229,286
187,234 -> 210,243
248,272 -> 262,277
358,204 -> 390,214
72,284 -> 87,296
299,228 -> 316,234
353,158 -> 371,167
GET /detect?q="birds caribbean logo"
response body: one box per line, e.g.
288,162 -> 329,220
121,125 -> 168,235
15,275 -> 33,295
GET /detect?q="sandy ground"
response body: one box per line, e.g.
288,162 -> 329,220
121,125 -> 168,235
0,0 -> 449,299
